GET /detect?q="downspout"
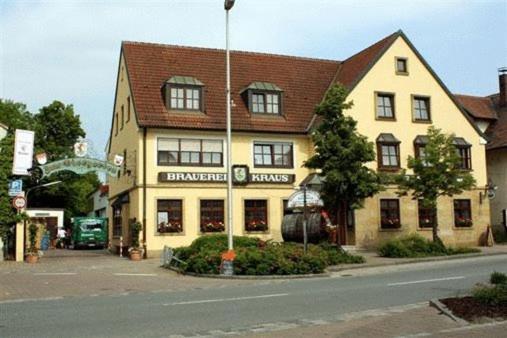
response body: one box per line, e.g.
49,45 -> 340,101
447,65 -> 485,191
142,127 -> 147,258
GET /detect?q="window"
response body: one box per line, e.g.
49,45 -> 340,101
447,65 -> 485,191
157,138 -> 223,166
253,142 -> 293,168
245,200 -> 268,231
376,93 -> 395,119
123,149 -> 127,175
380,199 -> 400,229
413,96 -> 431,121
127,96 -> 131,122
168,86 -> 201,111
377,134 -> 401,170
414,135 -> 429,166
454,138 -> 472,170
115,112 -> 119,136
200,200 -> 225,232
283,199 -> 291,216
251,92 -> 281,114
418,200 -> 437,228
252,93 -> 265,113
121,105 -> 124,129
396,57 -> 408,74
113,206 -> 122,237
157,200 -> 183,233
454,199 -> 472,227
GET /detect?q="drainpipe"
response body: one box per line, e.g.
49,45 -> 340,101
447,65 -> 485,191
142,127 -> 147,258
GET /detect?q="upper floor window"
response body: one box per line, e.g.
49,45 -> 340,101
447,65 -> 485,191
121,105 -> 125,129
395,57 -> 408,74
126,96 -> 131,122
413,96 -> 431,122
164,76 -> 204,111
242,82 -> 283,115
376,93 -> 395,120
158,138 -> 223,166
376,133 -> 400,170
453,137 -> 472,170
253,141 -> 293,168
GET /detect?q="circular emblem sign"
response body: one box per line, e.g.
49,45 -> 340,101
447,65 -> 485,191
12,196 -> 26,210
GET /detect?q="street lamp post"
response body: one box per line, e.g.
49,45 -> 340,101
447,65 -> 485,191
223,0 -> 235,276
25,181 -> 62,208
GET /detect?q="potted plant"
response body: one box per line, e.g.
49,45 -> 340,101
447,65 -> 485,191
129,221 -> 143,261
26,223 -> 39,263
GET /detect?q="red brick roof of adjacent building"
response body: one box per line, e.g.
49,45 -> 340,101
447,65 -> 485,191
121,31 -> 397,134
454,94 -> 498,120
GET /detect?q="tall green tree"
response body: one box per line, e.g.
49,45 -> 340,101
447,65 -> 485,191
395,126 -> 476,244
305,84 -> 382,224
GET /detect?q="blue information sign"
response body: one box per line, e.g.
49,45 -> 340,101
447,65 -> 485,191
8,179 -> 23,197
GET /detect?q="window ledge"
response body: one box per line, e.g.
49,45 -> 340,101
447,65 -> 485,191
156,232 -> 186,236
378,227 -> 403,232
244,230 -> 270,234
413,119 -> 432,124
375,117 -> 397,122
250,113 -> 285,119
396,71 -> 409,76
417,227 -> 434,231
167,109 -> 206,116
453,226 -> 474,230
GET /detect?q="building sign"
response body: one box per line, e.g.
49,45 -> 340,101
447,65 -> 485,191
8,179 -> 23,197
39,158 -> 120,178
12,129 -> 35,176
287,190 -> 324,209
232,165 -> 249,185
158,171 -> 295,184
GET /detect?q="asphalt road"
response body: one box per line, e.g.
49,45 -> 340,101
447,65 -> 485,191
1,255 -> 506,338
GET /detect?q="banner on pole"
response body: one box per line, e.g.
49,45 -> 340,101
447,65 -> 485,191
12,129 -> 35,176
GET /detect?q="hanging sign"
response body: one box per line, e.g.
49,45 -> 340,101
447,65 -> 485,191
287,190 -> 324,209
113,154 -> 124,166
8,179 -> 23,197
12,129 -> 35,176
74,141 -> 88,157
35,152 -> 47,165
38,158 -> 120,178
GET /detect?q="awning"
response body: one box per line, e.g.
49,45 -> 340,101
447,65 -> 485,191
413,135 -> 429,145
111,193 -> 129,207
166,76 -> 203,86
376,133 -> 400,143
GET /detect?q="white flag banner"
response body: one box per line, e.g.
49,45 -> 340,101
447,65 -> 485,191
12,129 -> 35,176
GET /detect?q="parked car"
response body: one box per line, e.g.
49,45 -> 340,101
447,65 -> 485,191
71,217 -> 108,249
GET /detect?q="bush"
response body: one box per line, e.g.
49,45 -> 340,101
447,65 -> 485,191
171,236 -> 364,275
472,283 -> 507,306
378,234 -> 480,258
490,271 -> 507,285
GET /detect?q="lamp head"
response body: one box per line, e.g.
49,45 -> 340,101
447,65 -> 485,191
224,0 -> 235,10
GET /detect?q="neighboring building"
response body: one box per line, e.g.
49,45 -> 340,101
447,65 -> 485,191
88,185 -> 109,218
455,68 -> 507,230
25,209 -> 64,249
107,30 -> 490,256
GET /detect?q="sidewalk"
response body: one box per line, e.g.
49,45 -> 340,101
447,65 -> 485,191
247,303 -> 507,338
329,244 -> 507,272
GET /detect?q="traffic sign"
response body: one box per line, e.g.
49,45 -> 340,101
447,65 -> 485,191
8,179 -> 23,197
12,196 -> 26,210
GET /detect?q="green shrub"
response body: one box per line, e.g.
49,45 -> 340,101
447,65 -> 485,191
472,283 -> 507,306
172,235 -> 363,275
378,234 -> 480,258
490,271 -> 507,285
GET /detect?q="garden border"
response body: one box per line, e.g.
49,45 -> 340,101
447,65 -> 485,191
165,266 -> 331,279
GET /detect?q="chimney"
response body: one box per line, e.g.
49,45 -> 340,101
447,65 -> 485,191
500,67 -> 507,108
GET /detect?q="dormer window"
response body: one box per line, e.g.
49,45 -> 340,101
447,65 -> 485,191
242,82 -> 282,115
164,76 -> 204,111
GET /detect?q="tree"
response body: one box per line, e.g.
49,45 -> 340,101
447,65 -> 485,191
305,84 -> 383,228
395,126 -> 476,245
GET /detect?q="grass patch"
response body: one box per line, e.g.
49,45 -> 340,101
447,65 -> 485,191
378,234 -> 480,258
171,234 -> 364,275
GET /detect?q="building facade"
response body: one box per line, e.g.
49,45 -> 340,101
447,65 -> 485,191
107,31 -> 490,257
88,185 -> 109,218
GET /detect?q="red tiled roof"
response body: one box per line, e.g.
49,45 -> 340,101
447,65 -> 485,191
123,42 -> 340,133
454,94 -> 498,120
485,95 -> 507,150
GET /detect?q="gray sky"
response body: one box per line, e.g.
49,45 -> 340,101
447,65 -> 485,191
1,0 -> 506,154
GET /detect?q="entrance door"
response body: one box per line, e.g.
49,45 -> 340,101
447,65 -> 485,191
336,202 -> 347,245
46,217 -> 58,248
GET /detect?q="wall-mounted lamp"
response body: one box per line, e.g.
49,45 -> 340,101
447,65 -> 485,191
480,180 -> 497,204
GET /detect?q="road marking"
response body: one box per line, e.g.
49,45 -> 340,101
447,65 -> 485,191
164,293 -> 289,306
33,272 -> 77,276
388,276 -> 465,286
113,273 -> 158,276
0,296 -> 64,304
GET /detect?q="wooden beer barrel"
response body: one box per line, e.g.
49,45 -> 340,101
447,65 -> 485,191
281,212 -> 325,243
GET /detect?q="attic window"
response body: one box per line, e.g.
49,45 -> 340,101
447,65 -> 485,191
395,57 -> 408,75
164,76 -> 204,111
242,82 -> 283,115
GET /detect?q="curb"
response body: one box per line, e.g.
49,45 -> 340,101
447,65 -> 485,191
327,251 -> 507,272
429,298 -> 469,325
163,266 -> 331,279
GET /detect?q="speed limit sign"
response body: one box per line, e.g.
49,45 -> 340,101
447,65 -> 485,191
12,196 -> 26,210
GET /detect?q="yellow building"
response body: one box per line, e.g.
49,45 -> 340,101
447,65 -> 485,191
107,30 -> 490,257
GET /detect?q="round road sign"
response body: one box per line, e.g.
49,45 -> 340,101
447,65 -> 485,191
12,196 -> 26,210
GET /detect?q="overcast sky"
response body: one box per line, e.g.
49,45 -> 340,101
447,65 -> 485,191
1,0 -> 506,154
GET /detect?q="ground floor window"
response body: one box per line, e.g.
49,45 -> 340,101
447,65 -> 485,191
380,199 -> 401,229
418,201 -> 437,228
454,199 -> 472,227
200,200 -> 225,232
245,199 -> 268,231
113,206 -> 122,237
157,200 -> 183,233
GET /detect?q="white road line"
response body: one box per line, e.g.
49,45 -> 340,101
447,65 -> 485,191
388,276 -> 465,286
164,293 -> 289,306
113,273 -> 158,276
33,272 -> 77,276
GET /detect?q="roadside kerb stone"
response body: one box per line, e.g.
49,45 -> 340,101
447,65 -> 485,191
179,270 -> 331,279
430,298 -> 469,325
